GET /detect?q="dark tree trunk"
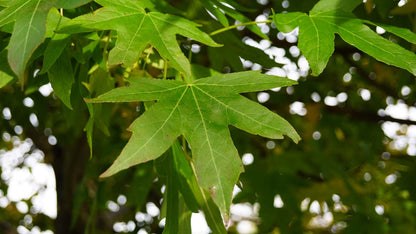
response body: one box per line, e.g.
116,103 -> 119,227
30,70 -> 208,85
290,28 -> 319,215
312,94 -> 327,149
53,135 -> 89,233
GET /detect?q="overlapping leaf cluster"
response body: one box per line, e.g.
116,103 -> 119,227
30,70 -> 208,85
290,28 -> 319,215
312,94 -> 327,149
1,0 -> 416,232
1,0 -> 300,230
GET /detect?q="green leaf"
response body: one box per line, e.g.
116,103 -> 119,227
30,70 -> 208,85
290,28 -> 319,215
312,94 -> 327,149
0,0 -> 91,78
309,0 -> 362,14
362,20 -> 416,44
274,1 -> 416,75
273,12 -> 305,33
336,20 -> 416,75
161,150 -> 180,234
58,0 -> 220,77
200,0 -> 267,39
171,140 -> 226,233
83,67 -> 115,157
91,70 -> 300,215
209,0 -> 267,39
200,0 -> 230,27
297,15 -> 336,75
171,141 -> 199,213
0,71 -> 13,88
177,197 -> 192,234
47,48 -> 74,109
40,8 -> 71,74
0,49 -> 15,88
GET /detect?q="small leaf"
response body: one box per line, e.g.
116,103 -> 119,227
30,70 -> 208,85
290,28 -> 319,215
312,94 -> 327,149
200,0 -> 230,27
0,49 -> 15,88
41,9 -> 71,74
47,48 -> 74,109
92,70 -> 299,215
298,16 -> 336,75
0,71 -> 14,88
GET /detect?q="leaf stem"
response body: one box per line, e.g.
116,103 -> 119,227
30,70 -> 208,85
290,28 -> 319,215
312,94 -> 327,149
141,46 -> 153,71
182,136 -> 189,161
209,20 -> 272,36
103,31 -> 111,68
163,59 -> 168,80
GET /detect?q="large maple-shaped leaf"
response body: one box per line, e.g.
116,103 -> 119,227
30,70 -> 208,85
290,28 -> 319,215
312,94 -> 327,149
91,71 -> 300,214
274,0 -> 416,76
58,0 -> 220,77
0,0 -> 91,78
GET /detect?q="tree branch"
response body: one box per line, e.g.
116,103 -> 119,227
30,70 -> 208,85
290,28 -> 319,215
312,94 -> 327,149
325,106 -> 416,125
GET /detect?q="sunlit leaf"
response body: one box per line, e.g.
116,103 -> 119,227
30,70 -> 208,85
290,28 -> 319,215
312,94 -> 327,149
274,0 -> 416,75
58,0 -> 220,77
91,71 -> 300,215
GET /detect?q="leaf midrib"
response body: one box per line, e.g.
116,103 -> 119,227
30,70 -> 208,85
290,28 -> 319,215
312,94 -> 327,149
22,0 -> 42,65
308,17 -> 320,70
121,13 -> 146,63
94,84 -> 186,102
0,0 -> 32,26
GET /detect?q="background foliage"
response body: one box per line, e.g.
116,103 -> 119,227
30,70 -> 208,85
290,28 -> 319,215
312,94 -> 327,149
1,0 -> 416,233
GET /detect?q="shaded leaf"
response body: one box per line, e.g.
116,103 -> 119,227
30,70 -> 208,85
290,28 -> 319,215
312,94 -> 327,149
47,48 -> 74,109
390,0 -> 416,15
0,49 -> 15,88
171,140 -> 226,233
160,150 -> 180,234
0,0 -> 91,78
40,9 -> 71,74
91,71 -> 299,215
208,30 -> 278,71
83,67 -> 115,156
200,0 -> 267,39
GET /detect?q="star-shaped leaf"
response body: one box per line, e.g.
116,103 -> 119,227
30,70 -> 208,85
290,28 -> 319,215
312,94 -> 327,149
274,0 -> 416,76
58,0 -> 220,77
90,70 -> 300,214
0,0 -> 91,78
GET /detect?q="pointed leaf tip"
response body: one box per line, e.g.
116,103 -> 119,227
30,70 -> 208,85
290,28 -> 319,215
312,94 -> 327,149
97,71 -> 299,214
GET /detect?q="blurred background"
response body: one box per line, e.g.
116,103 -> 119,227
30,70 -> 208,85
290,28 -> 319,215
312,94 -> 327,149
1,0 -> 416,233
